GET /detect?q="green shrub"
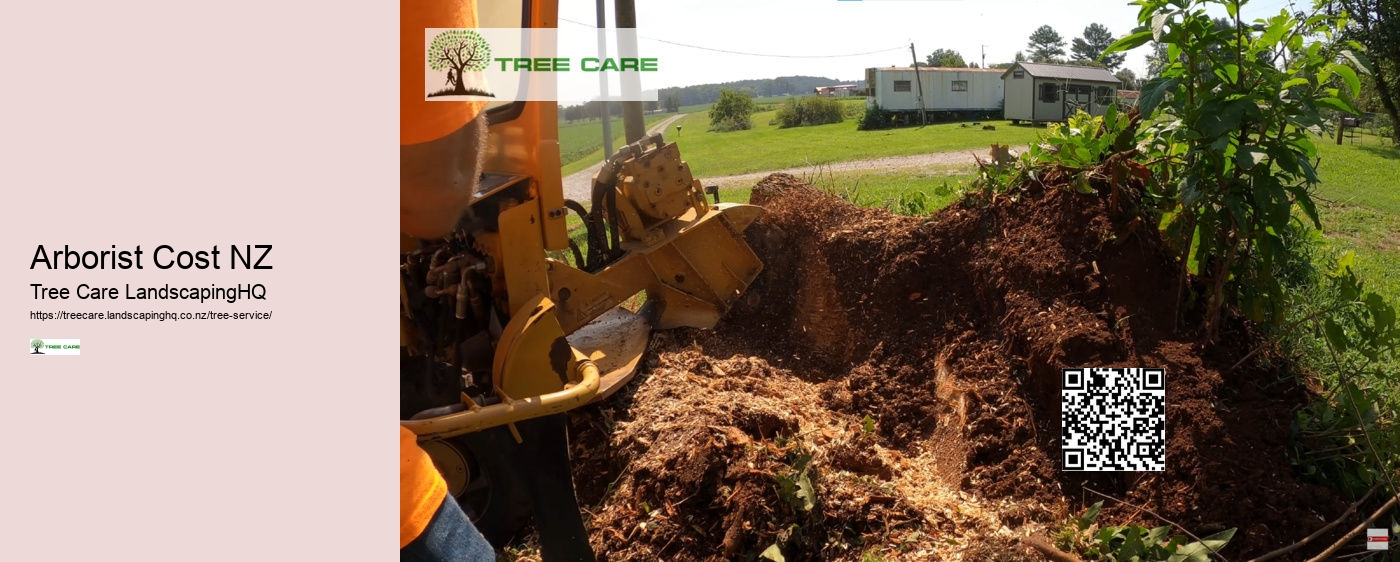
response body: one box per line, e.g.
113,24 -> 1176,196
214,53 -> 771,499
708,89 -> 755,132
774,96 -> 845,128
857,103 -> 895,130
1053,502 -> 1236,562
1103,0 -> 1364,340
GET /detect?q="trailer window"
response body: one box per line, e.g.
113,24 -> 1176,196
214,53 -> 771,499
1039,83 -> 1059,102
1013,70 -> 1025,79
1068,84 -> 1092,97
951,80 -> 968,92
893,80 -> 912,92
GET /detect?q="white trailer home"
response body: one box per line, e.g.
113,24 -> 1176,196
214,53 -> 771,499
864,67 -> 1005,120
1001,62 -> 1121,124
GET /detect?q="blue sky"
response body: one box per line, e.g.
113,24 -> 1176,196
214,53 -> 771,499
559,0 -> 1305,88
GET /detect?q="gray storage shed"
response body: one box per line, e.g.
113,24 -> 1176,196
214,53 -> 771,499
1001,62 -> 1121,123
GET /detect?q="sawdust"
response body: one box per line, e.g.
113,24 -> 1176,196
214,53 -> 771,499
563,172 -> 1355,561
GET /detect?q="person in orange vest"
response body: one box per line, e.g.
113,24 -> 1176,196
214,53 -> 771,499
400,1 -> 495,560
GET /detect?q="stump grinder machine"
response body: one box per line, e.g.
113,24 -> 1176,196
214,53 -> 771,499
399,1 -> 763,559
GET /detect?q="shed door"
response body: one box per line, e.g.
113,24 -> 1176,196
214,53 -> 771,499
1066,84 -> 1093,112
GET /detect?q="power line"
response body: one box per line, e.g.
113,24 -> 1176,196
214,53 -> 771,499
557,17 -> 907,59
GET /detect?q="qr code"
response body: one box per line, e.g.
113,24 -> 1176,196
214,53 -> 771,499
1061,368 -> 1165,471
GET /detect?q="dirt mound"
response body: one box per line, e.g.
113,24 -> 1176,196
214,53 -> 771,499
567,173 -> 1353,560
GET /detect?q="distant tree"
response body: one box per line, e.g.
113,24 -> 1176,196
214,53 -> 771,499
1146,41 -> 1168,79
1145,18 -> 1233,79
709,89 -> 755,132
925,48 -> 968,68
1014,51 -> 1028,62
1027,25 -> 1066,63
989,61 -> 1017,70
1072,23 -> 1125,69
1329,0 -> 1400,143
563,104 -> 587,123
664,93 -> 681,113
1115,68 -> 1139,90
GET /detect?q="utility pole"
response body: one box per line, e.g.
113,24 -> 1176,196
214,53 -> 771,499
909,42 -> 927,126
596,0 -> 612,158
615,0 -> 646,143
981,45 -> 986,69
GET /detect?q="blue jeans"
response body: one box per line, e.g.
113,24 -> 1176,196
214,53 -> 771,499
401,494 -> 496,561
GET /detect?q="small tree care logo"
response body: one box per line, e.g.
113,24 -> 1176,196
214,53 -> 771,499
426,29 -> 494,99
29,338 -> 80,356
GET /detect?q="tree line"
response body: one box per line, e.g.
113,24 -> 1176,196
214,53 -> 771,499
560,76 -> 859,123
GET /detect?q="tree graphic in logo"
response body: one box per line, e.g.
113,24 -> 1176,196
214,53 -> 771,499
427,29 -> 494,98
31,339 -> 44,354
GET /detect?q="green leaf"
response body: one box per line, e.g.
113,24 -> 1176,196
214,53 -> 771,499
1237,146 -> 1265,171
1280,77 -> 1309,90
760,544 -> 786,562
1105,29 -> 1154,56
1139,77 -> 1178,116
1096,526 -> 1119,547
1144,525 -> 1172,545
1261,14 -> 1290,47
1324,318 -> 1349,352
1332,64 -> 1360,97
1365,293 -> 1395,331
1339,49 -> 1372,75
1076,502 -> 1103,530
794,470 -> 816,511
1316,96 -> 1360,114
1170,528 -> 1236,562
1285,183 -> 1321,229
1332,250 -> 1355,277
1214,64 -> 1239,85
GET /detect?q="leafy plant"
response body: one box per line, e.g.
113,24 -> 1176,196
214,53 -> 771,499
896,191 -> 930,216
1103,0 -> 1365,340
709,89 -> 756,132
775,450 -> 817,513
971,143 -> 1032,196
857,103 -> 895,131
774,96 -> 845,128
1283,253 -> 1400,497
1054,501 -> 1237,561
1033,106 -> 1137,170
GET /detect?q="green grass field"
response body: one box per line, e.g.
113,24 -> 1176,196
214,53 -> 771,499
719,167 -> 977,213
669,114 -> 1041,178
557,112 -> 673,171
1312,135 -> 1400,302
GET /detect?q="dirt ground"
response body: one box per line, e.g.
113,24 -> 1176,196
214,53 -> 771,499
562,172 -> 1356,561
